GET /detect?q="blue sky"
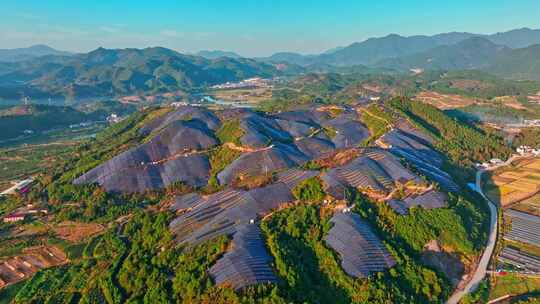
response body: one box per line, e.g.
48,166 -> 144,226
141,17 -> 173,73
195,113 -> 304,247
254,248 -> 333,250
1,0 -> 539,56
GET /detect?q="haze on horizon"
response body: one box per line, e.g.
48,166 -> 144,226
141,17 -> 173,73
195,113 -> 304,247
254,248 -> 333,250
1,0 -> 540,57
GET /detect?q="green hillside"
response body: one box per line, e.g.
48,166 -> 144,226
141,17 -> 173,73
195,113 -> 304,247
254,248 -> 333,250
0,47 -> 279,100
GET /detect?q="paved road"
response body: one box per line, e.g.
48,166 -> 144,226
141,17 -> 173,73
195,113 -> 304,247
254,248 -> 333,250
447,156 -> 522,304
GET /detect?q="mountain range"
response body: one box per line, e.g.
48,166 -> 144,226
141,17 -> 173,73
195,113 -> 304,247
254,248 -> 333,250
1,28 -> 540,101
0,47 -> 278,100
259,28 -> 540,67
0,45 -> 72,62
196,50 -> 243,59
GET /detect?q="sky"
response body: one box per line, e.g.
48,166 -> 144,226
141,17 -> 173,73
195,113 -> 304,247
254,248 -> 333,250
1,0 -> 539,56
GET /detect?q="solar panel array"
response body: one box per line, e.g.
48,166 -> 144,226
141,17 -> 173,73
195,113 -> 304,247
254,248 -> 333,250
380,129 -> 442,166
388,190 -> 448,215
209,224 -> 277,290
499,247 -> 540,273
505,209 -> 540,247
294,136 -> 336,159
170,170 -> 319,246
74,105 -> 376,193
323,114 -> 370,149
275,169 -> 319,190
325,212 -> 396,278
240,114 -> 294,148
322,148 -> 420,198
139,106 -> 221,135
169,170 -> 321,290
379,129 -> 459,192
74,116 -> 218,193
217,143 -> 311,185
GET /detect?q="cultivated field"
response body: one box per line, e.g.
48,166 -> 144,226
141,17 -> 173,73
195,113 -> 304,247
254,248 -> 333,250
211,87 -> 272,104
492,96 -> 527,110
528,91 -> 540,103
489,273 -> 540,301
484,158 -> 540,207
0,142 -> 77,191
512,194 -> 540,217
0,246 -> 67,289
415,91 -> 476,109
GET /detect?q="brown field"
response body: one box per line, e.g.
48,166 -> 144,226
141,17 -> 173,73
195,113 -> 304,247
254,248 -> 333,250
53,221 -> 104,243
212,88 -> 272,103
0,246 -> 67,289
528,91 -> 540,103
485,158 -> 540,207
415,91 -> 476,109
511,194 -> 540,217
493,96 -> 527,110
448,79 -> 492,91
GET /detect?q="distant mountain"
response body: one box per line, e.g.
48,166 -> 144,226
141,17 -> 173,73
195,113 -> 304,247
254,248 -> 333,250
257,52 -> 318,66
0,47 -> 279,100
0,45 -> 72,62
260,28 -> 540,67
196,50 -> 242,59
373,37 -> 540,81
488,28 -> 540,49
487,44 -> 540,80
260,32 -> 478,67
322,46 -> 345,55
375,37 -> 511,71
319,33 -> 479,66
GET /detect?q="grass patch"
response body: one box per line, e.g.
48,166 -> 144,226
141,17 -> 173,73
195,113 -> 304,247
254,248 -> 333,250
360,105 -> 393,146
216,120 -> 244,145
292,177 -> 325,202
490,274 -> 540,300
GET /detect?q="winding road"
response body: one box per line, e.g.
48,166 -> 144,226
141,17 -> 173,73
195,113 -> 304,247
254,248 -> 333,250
447,156 -> 523,304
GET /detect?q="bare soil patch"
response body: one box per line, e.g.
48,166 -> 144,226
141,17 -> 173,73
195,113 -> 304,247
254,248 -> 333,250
415,91 -> 476,109
0,246 -> 67,289
53,221 -> 104,243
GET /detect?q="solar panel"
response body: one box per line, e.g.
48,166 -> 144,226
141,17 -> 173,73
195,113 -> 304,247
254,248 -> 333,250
209,224 -> 277,290
325,212 -> 396,278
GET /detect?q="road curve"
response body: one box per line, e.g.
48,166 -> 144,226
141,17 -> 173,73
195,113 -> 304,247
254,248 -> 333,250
447,156 -> 522,304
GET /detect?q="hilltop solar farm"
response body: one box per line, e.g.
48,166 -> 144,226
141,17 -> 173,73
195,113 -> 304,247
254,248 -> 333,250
1,98 -> 498,303
66,103 -> 465,291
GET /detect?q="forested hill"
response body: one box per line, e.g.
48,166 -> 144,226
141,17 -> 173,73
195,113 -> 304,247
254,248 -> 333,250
0,47 -> 279,100
0,104 -> 112,141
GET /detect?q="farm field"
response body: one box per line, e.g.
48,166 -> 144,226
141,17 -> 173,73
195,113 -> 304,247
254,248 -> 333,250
492,95 -> 528,110
489,274 -> 540,301
484,158 -> 540,207
0,142 -> 78,191
529,91 -> 540,103
0,246 -> 67,289
512,194 -> 540,217
211,87 -> 272,104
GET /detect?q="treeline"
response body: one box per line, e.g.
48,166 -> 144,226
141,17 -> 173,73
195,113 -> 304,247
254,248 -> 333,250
388,97 -> 512,167
9,212 -> 285,303
261,203 -> 448,303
